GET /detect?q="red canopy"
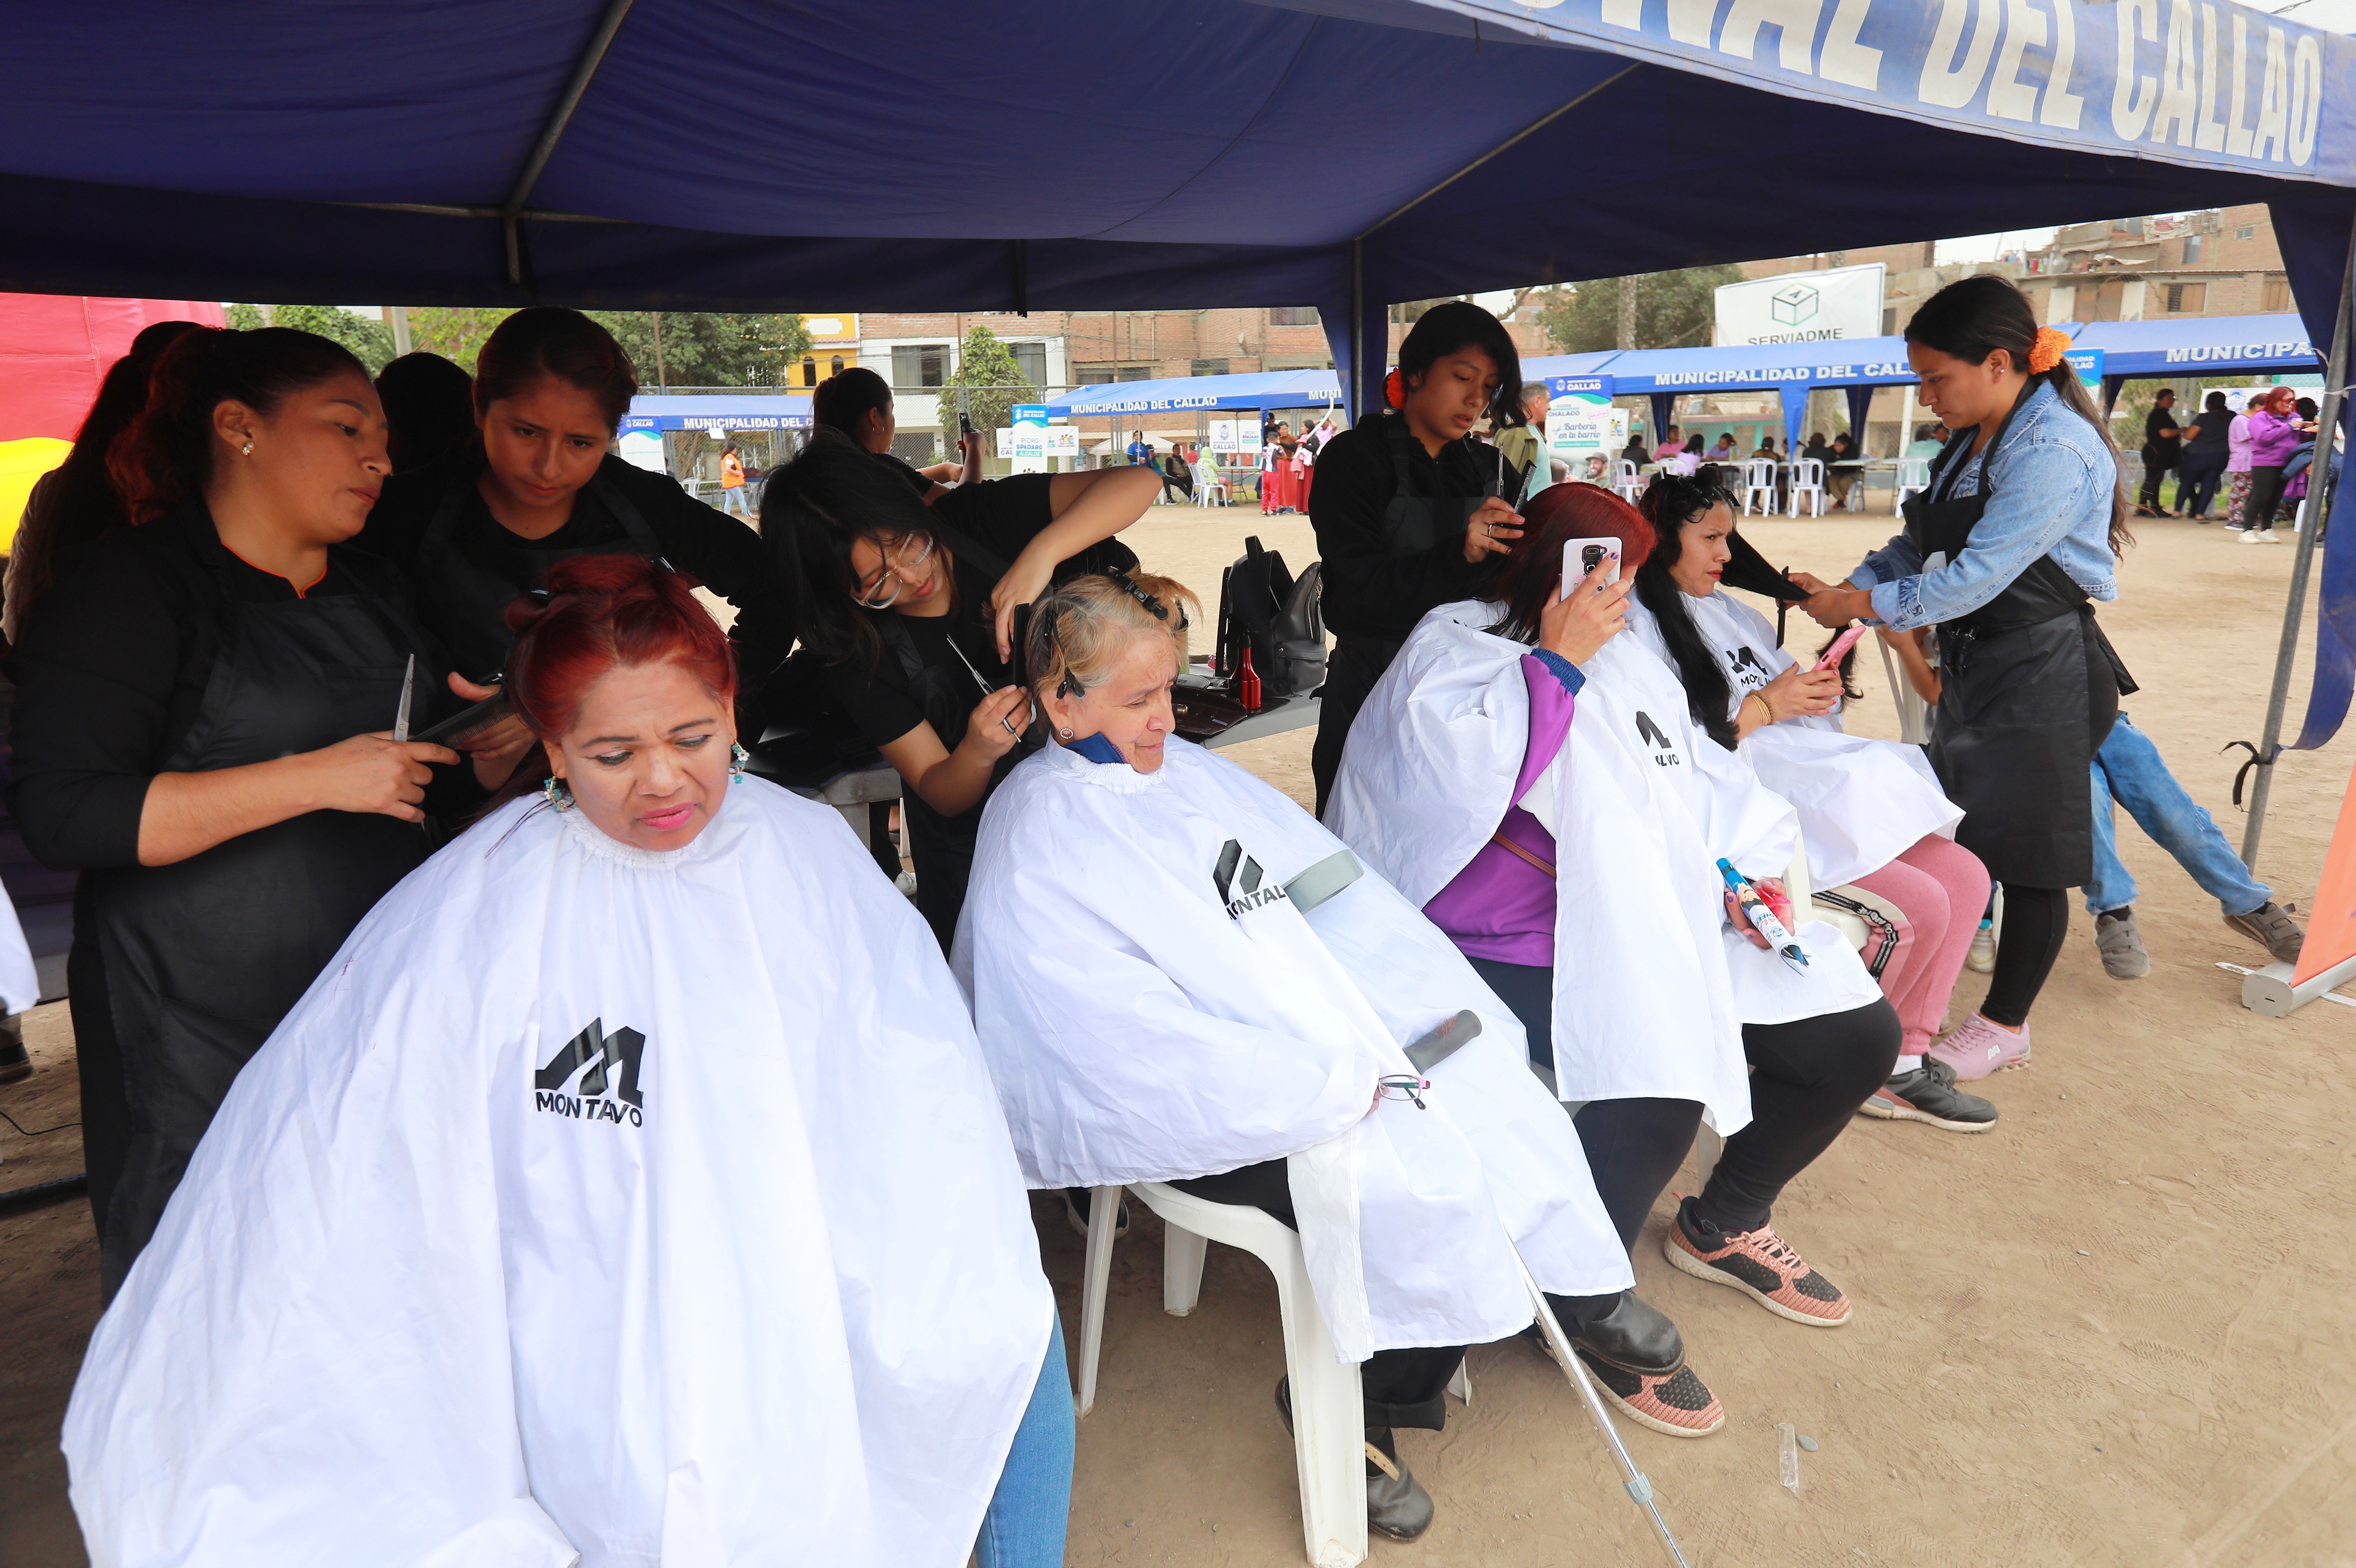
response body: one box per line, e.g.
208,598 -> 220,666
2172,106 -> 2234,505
0,294 -> 224,442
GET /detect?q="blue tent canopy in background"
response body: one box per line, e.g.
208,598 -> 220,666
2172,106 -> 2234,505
1044,369 -> 1339,418
619,393 -> 811,432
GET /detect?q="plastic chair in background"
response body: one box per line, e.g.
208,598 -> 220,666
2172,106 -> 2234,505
1787,458 -> 1826,517
1892,456 -> 1932,512
1075,1178 -> 1374,1567
1614,458 -> 1646,505
1741,458 -> 1778,516
1194,458 -> 1231,506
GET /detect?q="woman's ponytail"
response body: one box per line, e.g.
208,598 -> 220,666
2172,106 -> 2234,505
106,326 -> 369,525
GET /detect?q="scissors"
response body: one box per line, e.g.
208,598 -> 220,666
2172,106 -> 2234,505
944,639 -> 1026,738
391,655 -> 416,743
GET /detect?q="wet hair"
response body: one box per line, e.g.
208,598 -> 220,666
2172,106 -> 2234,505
1635,473 -> 1744,750
1025,572 -> 1198,706
811,366 -> 892,438
1904,274 -> 2131,554
760,427 -> 940,663
1386,301 -> 1527,430
472,307 -> 637,431
491,553 -> 737,804
10,318 -> 205,629
1480,483 -> 1655,644
374,351 -> 476,473
108,326 -> 369,525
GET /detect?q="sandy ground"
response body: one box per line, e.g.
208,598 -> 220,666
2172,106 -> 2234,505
4,493 -> 2353,1567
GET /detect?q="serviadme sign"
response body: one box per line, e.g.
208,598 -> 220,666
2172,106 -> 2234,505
1437,0 -> 2352,184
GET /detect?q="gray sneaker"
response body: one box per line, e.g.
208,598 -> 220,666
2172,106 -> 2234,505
2094,907 -> 2150,979
2224,900 -> 2305,965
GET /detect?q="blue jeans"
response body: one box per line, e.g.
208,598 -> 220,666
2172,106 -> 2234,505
2085,714 -> 2271,917
975,1311 -> 1075,1568
719,485 -> 754,518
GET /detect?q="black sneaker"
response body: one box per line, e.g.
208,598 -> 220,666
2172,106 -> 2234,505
1858,1057 -> 2000,1132
0,1015 -> 28,1086
2224,900 -> 2305,965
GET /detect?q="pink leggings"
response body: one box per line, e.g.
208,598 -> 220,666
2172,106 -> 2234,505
1849,834 -> 1992,1057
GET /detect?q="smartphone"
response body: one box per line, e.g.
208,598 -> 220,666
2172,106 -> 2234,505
958,412 -> 975,438
1813,625 -> 1869,671
1558,536 -> 1623,600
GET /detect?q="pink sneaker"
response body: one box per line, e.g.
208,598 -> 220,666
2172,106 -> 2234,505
1926,1013 -> 2030,1081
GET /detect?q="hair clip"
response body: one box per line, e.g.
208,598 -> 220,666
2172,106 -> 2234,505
525,587 -> 554,604
1056,669 -> 1083,700
1105,567 -> 1169,621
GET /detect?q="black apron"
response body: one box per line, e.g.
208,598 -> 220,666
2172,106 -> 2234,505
1903,393 -> 2133,888
416,473 -> 666,682
875,522 -> 1042,950
87,556 -> 432,1294
1310,421 -> 1486,814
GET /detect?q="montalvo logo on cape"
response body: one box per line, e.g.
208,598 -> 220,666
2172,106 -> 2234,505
1212,839 -> 1287,918
1634,711 -> 1683,766
534,1018 -> 647,1127
1727,645 -> 1770,685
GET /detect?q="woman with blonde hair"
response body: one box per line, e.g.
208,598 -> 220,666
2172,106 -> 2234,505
956,570 -> 1630,1543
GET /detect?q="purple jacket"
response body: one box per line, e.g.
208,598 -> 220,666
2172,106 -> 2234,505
2246,409 -> 2304,468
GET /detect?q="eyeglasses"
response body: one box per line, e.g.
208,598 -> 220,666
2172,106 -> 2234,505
1376,1073 -> 1431,1110
852,531 -> 936,609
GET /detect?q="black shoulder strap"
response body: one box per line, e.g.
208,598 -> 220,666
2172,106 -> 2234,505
586,473 -> 667,558
1934,382 -> 2038,504
927,517 -> 1012,582
873,613 -> 928,690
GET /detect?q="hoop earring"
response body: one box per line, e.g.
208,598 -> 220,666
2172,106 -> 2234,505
1058,727 -> 1073,739
729,742 -> 749,781
543,775 -> 574,812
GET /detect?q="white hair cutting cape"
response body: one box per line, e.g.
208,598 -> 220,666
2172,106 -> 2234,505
65,781 -> 1053,1568
1630,588 -> 1960,890
1328,602 -> 1883,1138
953,738 -> 1630,1362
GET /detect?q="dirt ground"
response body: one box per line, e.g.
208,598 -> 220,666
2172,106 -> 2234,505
3,493 -> 2352,1567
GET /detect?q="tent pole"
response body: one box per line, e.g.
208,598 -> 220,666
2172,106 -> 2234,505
2239,212 -> 2356,872
501,0 -> 637,285
1351,238 -> 1365,425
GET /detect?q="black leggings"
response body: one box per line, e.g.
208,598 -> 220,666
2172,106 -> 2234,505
2244,464 -> 2288,528
1470,956 -> 1899,1237
1982,884 -> 2068,1028
1170,1159 -> 1466,1432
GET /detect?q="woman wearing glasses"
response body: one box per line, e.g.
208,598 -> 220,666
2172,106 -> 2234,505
765,434 -> 1158,946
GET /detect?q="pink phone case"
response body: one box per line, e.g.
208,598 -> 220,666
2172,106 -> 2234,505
1814,625 -> 1868,671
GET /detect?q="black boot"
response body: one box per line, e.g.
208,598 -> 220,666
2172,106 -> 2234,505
0,1014 -> 28,1086
1563,1290 -> 1686,1375
1275,1377 -> 1436,1542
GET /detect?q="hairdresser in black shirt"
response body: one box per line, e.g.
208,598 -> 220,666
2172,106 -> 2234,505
1308,301 -> 1529,812
358,308 -> 794,717
8,327 -> 503,1298
810,365 -> 975,499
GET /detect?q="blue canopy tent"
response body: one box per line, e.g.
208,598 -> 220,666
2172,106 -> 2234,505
1043,368 -> 1340,418
620,393 -> 811,432
3,0 -> 2352,852
1531,339 -> 1922,456
2065,312 -> 2325,411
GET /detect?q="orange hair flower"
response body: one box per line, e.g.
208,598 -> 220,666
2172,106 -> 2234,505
2027,326 -> 2070,375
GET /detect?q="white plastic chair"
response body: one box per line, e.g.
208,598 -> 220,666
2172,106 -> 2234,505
1195,459 -> 1230,506
1613,458 -> 1644,505
1787,458 -> 1826,517
1892,456 -> 1931,512
1076,1181 -> 1372,1567
1740,458 -> 1778,516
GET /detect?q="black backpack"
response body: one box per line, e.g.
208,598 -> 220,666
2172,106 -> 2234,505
1215,536 -> 1326,698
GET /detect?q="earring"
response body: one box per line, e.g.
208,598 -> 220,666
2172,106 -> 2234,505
543,775 -> 574,812
1058,727 -> 1073,739
729,742 -> 749,781
240,441 -> 253,456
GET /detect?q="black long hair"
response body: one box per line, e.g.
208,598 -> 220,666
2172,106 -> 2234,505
1904,275 -> 2132,555
811,366 -> 892,439
1634,473 -> 1740,751
759,427 -> 938,665
1371,300 -> 1527,432
11,318 -> 204,629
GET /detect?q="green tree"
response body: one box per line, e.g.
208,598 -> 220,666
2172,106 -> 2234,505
587,312 -> 811,388
408,306 -> 511,371
1537,265 -> 1745,353
223,303 -> 399,371
933,326 -> 1034,443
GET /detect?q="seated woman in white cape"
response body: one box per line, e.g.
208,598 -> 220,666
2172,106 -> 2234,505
953,571 -> 1631,1545
1630,473 -> 1997,1125
1327,483 -> 1901,1441
64,556 -> 1063,1568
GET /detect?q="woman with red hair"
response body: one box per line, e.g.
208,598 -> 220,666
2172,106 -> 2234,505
1328,483 -> 1898,1442
67,552 -> 1067,1568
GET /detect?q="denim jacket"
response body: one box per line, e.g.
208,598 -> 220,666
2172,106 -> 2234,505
1849,380 -> 2119,630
